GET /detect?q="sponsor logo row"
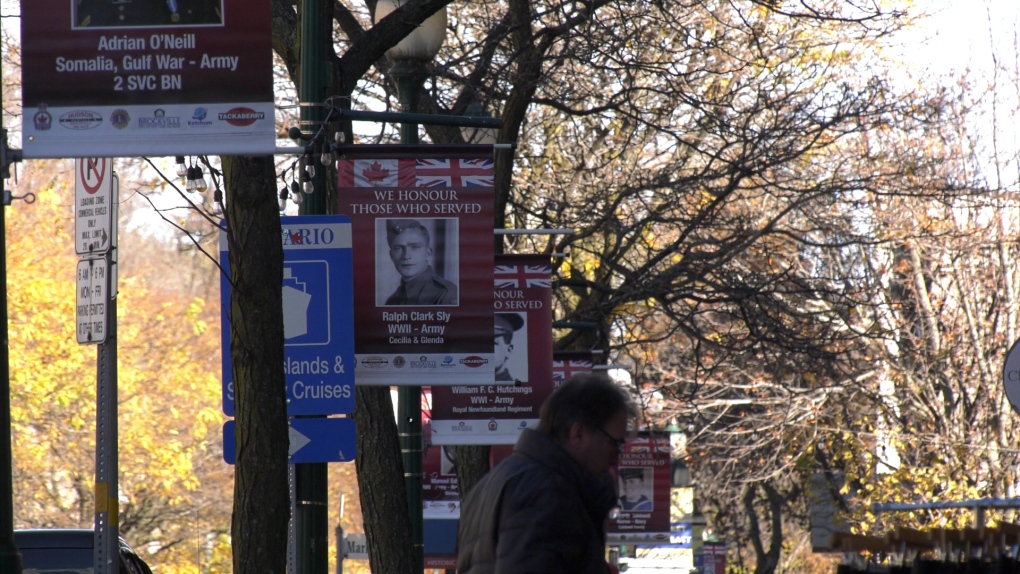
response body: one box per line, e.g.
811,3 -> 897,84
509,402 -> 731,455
447,419 -> 529,433
360,355 -> 489,369
33,104 -> 266,131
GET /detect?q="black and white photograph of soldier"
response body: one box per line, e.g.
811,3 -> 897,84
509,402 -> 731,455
74,0 -> 223,28
618,467 -> 654,512
494,312 -> 527,384
376,218 -> 459,307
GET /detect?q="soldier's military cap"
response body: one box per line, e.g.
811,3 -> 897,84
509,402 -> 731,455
619,468 -> 644,481
494,313 -> 524,338
386,219 -> 429,245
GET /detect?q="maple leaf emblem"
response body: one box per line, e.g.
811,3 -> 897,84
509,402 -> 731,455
362,161 -> 390,182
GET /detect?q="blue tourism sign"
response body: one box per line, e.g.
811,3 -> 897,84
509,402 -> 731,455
220,215 -> 355,416
222,418 -> 356,464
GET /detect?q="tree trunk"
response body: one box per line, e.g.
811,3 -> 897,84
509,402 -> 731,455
350,386 -> 415,572
223,155 -> 291,574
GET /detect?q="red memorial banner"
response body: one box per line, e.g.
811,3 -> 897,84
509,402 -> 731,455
422,389 -> 461,519
607,433 -> 673,544
20,0 -> 274,157
338,152 -> 495,385
431,254 -> 553,445
552,350 -> 594,387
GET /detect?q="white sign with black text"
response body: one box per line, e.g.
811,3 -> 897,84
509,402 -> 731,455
74,157 -> 113,256
76,257 -> 108,345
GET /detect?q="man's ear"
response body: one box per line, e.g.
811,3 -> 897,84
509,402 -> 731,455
566,422 -> 586,446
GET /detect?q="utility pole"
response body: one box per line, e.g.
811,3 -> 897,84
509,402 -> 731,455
0,125 -> 22,574
0,36 -> 24,567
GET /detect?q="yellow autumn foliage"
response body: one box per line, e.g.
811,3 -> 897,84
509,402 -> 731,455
6,182 -> 231,570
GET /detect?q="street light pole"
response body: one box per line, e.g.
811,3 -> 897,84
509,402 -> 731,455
391,58 -> 427,571
295,0 -> 330,572
375,2 -> 447,569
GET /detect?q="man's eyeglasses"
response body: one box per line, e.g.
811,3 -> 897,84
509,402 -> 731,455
596,427 -> 626,452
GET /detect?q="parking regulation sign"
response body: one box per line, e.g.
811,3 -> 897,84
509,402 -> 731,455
220,215 -> 355,416
76,257 -> 108,345
74,157 -> 113,256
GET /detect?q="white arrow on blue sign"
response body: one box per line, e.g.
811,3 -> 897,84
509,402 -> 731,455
222,418 -> 356,464
220,215 -> 355,416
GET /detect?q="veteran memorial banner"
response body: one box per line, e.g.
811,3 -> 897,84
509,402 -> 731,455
607,433 -> 673,544
20,0 -> 274,157
338,152 -> 495,385
422,389 -> 461,519
431,254 -> 553,445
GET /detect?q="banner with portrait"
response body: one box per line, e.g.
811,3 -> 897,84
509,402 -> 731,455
430,254 -> 553,444
20,0 -> 274,157
607,432 -> 672,544
422,388 -> 461,519
338,150 -> 495,385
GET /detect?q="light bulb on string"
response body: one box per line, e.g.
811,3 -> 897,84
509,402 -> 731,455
195,167 -> 208,193
185,167 -> 198,192
290,180 -> 303,205
299,153 -> 315,179
211,188 -> 223,215
320,144 -> 336,166
279,187 -> 289,211
175,156 -> 187,178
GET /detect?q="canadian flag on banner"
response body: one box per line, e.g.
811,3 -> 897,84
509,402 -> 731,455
342,158 -> 494,188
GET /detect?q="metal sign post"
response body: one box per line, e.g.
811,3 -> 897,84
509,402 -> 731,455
93,247 -> 118,574
74,164 -> 119,574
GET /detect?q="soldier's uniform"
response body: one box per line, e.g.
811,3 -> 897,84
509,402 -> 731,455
172,0 -> 221,24
385,267 -> 458,306
77,0 -> 169,27
76,0 -> 221,27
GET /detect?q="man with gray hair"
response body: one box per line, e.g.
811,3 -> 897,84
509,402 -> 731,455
457,373 -> 636,573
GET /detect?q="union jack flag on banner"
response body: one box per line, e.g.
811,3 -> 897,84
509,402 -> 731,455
416,158 -> 494,187
494,262 -> 553,289
552,355 -> 593,385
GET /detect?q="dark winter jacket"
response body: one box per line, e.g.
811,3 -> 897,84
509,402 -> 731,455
457,428 -> 617,574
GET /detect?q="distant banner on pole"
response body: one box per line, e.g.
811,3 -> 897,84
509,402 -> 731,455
20,0 -> 274,157
422,389 -> 461,518
607,433 -> 672,544
431,254 -> 553,445
552,350 -> 594,387
338,152 -> 495,386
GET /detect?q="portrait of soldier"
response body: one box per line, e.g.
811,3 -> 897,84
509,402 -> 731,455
381,218 -> 458,306
494,313 -> 524,383
618,467 -> 653,512
75,0 -> 221,27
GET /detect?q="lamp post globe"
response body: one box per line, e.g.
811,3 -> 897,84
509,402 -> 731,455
375,0 -> 447,144
375,0 -> 447,61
